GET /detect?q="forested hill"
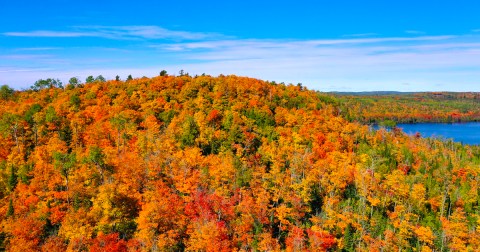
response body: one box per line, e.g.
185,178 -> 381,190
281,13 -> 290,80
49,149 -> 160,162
0,75 -> 479,251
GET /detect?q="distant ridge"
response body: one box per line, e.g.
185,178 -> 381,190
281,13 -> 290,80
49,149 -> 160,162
329,91 -> 480,96
329,91 -> 415,96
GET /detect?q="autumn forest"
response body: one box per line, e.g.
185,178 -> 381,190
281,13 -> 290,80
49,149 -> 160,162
0,74 -> 479,251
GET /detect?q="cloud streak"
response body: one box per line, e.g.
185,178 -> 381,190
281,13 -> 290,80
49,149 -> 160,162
342,33 -> 378,38
156,35 -> 457,52
405,30 -> 426,35
3,25 -> 222,40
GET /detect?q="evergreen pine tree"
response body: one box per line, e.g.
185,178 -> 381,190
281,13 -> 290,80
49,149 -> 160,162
6,199 -> 14,217
7,166 -> 17,191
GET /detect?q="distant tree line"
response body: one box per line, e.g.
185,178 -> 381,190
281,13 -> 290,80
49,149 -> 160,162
18,70 -> 171,92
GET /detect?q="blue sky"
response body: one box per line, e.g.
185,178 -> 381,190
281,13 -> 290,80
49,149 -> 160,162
1,0 -> 480,91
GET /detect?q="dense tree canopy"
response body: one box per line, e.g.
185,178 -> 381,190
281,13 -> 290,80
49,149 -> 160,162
0,75 -> 478,251
336,92 -> 480,123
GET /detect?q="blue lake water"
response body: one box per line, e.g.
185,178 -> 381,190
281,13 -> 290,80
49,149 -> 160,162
396,122 -> 480,145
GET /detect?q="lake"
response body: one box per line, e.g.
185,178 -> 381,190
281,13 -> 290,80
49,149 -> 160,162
396,122 -> 480,145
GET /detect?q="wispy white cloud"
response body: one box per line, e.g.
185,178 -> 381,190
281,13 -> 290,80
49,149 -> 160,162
3,26 -> 222,40
342,33 -> 378,38
155,36 -> 457,52
14,47 -> 62,51
0,67 -> 54,73
405,30 -> 426,35
4,31 -> 91,37
0,54 -> 54,60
